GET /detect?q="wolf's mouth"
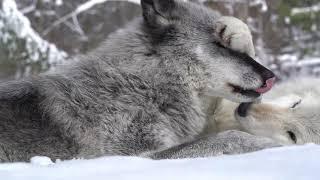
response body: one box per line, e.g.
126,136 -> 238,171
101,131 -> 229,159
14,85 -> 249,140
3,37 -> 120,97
229,84 -> 261,98
229,77 -> 275,98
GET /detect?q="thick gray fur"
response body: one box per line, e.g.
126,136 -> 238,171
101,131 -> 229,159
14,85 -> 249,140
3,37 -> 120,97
0,0 -> 279,162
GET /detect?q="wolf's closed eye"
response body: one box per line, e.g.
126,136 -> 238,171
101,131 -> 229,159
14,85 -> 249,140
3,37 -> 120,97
290,99 -> 302,109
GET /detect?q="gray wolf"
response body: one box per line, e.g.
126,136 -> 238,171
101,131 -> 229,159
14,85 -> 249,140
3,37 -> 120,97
0,0 -> 276,162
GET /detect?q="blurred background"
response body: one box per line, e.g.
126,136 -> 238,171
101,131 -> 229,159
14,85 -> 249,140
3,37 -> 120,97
0,0 -> 319,80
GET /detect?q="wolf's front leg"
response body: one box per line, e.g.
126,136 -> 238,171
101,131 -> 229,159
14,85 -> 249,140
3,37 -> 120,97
149,130 -> 280,159
214,16 -> 255,58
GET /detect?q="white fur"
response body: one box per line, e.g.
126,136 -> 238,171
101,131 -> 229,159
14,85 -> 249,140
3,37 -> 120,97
206,77 -> 320,145
214,16 -> 255,58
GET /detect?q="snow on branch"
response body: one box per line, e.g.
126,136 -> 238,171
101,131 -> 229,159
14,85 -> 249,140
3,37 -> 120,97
0,0 -> 67,75
76,0 -> 140,14
249,0 -> 268,12
291,3 -> 320,15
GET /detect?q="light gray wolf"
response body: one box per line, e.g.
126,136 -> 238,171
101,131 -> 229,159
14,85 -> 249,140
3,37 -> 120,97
0,0 -> 277,162
206,77 -> 320,145
235,77 -> 320,145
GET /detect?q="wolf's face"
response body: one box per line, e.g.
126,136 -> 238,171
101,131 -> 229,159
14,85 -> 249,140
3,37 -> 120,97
235,94 -> 320,145
141,0 -> 275,102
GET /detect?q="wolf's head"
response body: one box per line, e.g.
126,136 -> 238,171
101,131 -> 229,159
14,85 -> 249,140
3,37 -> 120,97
235,89 -> 320,145
140,0 -> 275,103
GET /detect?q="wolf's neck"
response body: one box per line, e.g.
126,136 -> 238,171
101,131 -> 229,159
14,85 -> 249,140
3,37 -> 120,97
198,94 -> 222,119
91,18 -> 152,64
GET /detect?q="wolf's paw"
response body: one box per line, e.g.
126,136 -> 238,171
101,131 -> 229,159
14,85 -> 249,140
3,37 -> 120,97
214,130 -> 281,155
214,16 -> 255,58
149,130 -> 281,159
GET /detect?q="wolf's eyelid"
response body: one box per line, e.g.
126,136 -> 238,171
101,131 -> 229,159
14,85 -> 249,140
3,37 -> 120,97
291,99 -> 302,108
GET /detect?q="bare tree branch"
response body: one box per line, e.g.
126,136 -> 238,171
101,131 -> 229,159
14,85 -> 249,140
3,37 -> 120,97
42,0 -> 140,36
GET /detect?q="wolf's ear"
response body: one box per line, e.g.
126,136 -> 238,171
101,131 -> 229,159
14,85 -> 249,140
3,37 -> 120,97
141,0 -> 176,27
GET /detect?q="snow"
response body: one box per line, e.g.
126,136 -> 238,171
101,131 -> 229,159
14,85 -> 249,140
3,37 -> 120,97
249,0 -> 268,12
282,57 -> 320,68
284,16 -> 291,24
30,157 -> 54,166
0,145 -> 320,180
55,0 -> 63,6
278,54 -> 298,62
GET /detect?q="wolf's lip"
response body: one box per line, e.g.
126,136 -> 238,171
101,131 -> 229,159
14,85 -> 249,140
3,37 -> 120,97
229,84 -> 261,98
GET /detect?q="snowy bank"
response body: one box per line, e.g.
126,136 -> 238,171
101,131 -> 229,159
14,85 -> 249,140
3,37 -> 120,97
0,144 -> 319,180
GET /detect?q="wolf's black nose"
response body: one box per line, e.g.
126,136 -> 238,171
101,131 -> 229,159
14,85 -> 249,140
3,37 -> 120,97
237,103 -> 252,117
261,68 -> 275,81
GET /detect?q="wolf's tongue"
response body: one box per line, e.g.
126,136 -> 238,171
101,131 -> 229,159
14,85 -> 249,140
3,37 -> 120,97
255,77 -> 275,94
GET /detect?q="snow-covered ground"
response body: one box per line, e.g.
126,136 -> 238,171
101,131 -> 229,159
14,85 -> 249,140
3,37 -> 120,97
0,144 -> 319,180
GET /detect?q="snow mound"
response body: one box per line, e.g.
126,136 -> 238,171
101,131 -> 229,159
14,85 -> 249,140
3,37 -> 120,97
0,144 -> 319,180
30,156 -> 54,166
